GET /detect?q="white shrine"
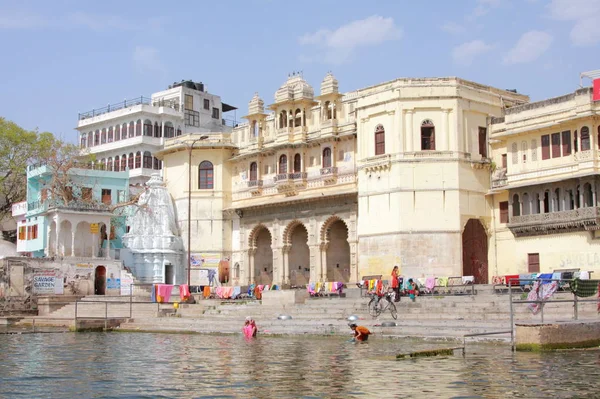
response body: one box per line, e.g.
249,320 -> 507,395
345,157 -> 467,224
121,173 -> 184,284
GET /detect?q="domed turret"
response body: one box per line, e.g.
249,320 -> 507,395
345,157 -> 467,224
248,92 -> 265,115
320,72 -> 339,96
274,73 -> 314,103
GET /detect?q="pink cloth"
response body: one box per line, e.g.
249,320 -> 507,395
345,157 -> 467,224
243,324 -> 254,338
179,284 -> 190,300
156,284 -> 173,303
425,277 -> 436,293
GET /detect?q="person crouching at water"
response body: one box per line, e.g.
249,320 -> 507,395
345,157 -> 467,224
243,316 -> 257,338
349,323 -> 371,342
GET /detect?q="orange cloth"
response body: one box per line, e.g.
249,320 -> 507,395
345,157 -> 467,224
376,280 -> 384,296
254,286 -> 262,300
203,286 -> 211,298
179,284 -> 190,301
354,326 -> 371,341
391,270 -> 399,288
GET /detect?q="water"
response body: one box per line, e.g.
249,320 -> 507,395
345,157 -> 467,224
1,332 -> 599,398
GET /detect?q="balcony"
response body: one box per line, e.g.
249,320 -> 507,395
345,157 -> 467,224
491,167 -> 507,188
508,206 -> 600,237
247,180 -> 263,196
320,166 -> 338,184
320,119 -> 338,137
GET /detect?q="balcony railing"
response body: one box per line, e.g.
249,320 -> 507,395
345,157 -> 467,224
78,96 -> 152,121
247,180 -> 263,188
274,173 -> 289,182
289,172 -> 307,180
320,166 -> 338,176
508,206 -> 600,236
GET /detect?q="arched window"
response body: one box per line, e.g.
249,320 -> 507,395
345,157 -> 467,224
129,122 -> 135,138
135,151 -> 141,168
374,124 -> 385,155
101,128 -> 107,144
114,156 -> 120,172
164,122 -> 174,138
87,132 -> 93,147
135,119 -> 142,136
153,157 -> 161,170
584,183 -> 593,207
252,121 -> 259,137
143,119 -> 152,136
122,123 -> 128,139
324,101 -> 331,120
154,122 -> 161,138
581,126 -> 590,151
176,126 -> 182,136
421,119 -> 435,150
234,263 -> 240,278
554,188 -> 561,212
512,194 -> 520,217
143,151 -> 152,169
198,161 -> 214,189
80,135 -> 86,148
127,153 -> 134,169
99,158 -> 106,170
107,127 -> 113,143
121,154 -> 128,171
294,109 -> 302,127
322,147 -> 332,168
115,125 -> 120,141
574,130 -> 578,152
294,153 -> 301,172
94,130 -> 100,146
250,162 -> 258,181
522,193 -> 530,215
107,157 -> 113,171
278,155 -> 287,174
279,111 -> 287,128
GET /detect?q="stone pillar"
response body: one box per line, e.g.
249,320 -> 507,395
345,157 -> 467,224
282,245 -> 291,286
55,218 -> 61,257
301,108 -> 305,127
349,240 -> 359,284
405,110 -> 414,152
106,220 -> 111,260
45,223 -> 52,257
71,230 -> 76,257
539,194 -> 544,214
309,244 -> 321,283
272,246 -> 282,286
91,233 -> 96,259
248,249 -> 255,285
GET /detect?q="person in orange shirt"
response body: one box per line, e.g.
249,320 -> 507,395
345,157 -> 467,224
349,323 -> 371,342
391,265 -> 400,302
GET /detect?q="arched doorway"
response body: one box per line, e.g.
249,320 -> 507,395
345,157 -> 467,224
75,222 -> 92,257
462,219 -> 488,284
59,220 -> 72,256
95,266 -> 106,295
325,219 -> 350,283
254,228 -> 273,285
288,223 -> 310,287
48,221 -> 56,256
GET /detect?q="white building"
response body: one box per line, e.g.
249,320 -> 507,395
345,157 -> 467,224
76,80 -> 237,186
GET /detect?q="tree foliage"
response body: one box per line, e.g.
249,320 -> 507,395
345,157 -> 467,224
0,117 -> 58,224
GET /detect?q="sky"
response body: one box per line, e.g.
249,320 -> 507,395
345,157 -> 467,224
0,0 -> 599,143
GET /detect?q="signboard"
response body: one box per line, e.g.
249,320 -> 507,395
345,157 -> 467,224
33,269 -> 62,295
90,223 -> 99,234
11,201 -> 27,217
594,79 -> 600,102
120,273 -> 134,296
107,278 -> 120,290
75,263 -> 94,278
194,268 -> 218,286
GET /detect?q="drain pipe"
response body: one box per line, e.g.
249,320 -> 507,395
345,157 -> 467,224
491,193 -> 499,278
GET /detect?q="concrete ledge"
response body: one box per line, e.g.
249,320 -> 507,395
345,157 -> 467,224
516,320 -> 600,351
262,290 -> 308,306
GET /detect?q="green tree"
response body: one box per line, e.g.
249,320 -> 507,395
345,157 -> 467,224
0,117 -> 57,224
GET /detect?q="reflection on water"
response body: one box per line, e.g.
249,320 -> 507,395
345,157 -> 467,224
0,332 -> 599,398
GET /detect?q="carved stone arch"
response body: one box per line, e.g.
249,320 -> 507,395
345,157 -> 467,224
247,224 -> 271,248
282,219 -> 306,246
319,215 -> 349,244
421,119 -> 434,126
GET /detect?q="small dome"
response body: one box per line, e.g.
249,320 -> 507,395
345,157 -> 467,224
320,72 -> 339,96
274,74 -> 314,103
248,92 -> 265,115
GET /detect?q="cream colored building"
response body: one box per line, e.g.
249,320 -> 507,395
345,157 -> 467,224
159,73 -> 528,286
488,86 -> 600,277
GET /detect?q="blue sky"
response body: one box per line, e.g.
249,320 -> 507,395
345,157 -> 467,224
0,0 -> 599,142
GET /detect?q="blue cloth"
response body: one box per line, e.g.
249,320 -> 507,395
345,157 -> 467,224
518,274 -> 529,286
150,284 -> 156,303
232,286 -> 241,298
537,273 -> 553,284
248,284 -> 255,296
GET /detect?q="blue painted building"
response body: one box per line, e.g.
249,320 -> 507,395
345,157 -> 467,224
17,164 -> 129,258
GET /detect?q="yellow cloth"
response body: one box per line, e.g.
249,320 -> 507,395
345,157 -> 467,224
437,277 -> 448,287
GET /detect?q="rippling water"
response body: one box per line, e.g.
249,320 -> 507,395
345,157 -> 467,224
1,332 -> 599,398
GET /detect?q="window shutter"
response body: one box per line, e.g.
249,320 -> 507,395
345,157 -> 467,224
541,135 -> 550,160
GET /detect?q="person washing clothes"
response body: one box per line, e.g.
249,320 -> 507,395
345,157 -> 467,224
407,279 -> 419,302
349,323 -> 371,342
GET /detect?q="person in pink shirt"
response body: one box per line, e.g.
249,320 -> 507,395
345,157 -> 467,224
243,316 -> 257,338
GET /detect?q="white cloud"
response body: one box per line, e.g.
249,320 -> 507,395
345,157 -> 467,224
469,0 -> 501,20
503,30 -> 553,65
547,0 -> 600,46
441,22 -> 466,35
132,46 -> 164,74
452,40 -> 492,66
298,15 -> 402,64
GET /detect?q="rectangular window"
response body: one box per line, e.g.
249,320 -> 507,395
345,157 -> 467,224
375,131 -> 385,155
203,99 -> 210,110
478,127 -> 487,158
499,201 -> 509,223
528,253 -> 540,273
541,134 -> 550,160
551,133 -> 561,158
212,107 -> 219,119
562,130 -> 571,156
501,154 -> 507,169
27,226 -> 31,240
184,94 -> 193,111
18,226 -> 26,240
117,190 -> 127,203
81,187 -> 92,202
101,189 -> 112,205
184,110 -> 200,127
31,225 -> 38,240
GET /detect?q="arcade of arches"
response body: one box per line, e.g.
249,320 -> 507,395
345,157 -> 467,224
237,206 -> 358,287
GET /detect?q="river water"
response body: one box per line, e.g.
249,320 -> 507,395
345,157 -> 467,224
1,332 -> 599,398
